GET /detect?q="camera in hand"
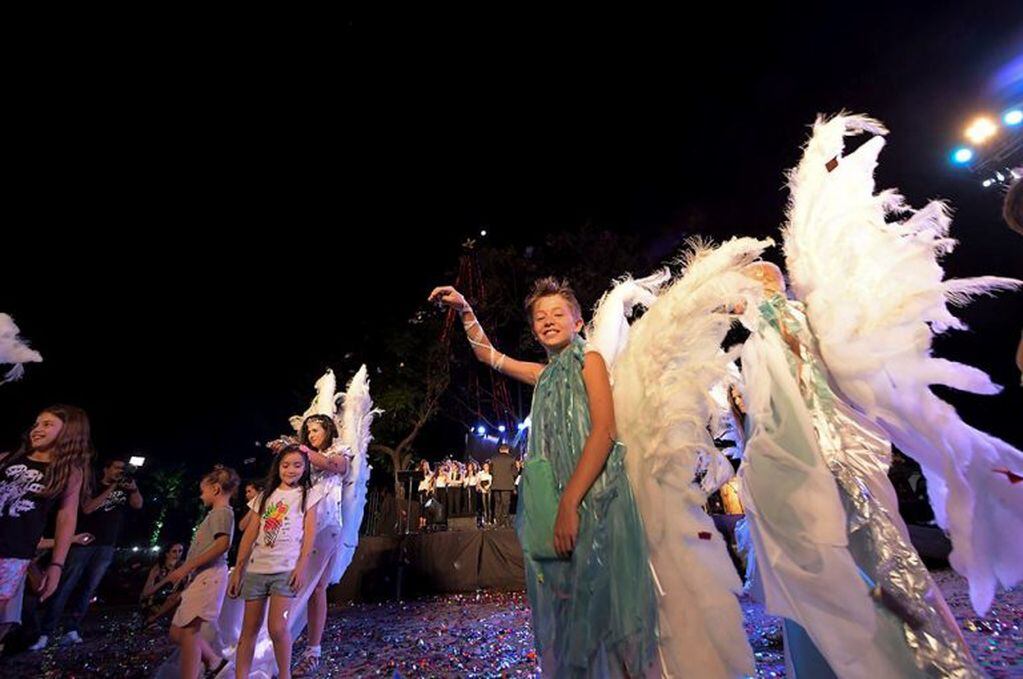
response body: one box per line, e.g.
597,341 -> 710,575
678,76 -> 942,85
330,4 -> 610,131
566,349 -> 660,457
120,455 -> 145,488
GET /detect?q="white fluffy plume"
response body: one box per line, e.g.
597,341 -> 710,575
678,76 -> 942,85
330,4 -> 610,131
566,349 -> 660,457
782,113 -> 1023,615
0,313 -> 42,384
592,237 -> 772,678
331,365 -> 380,582
289,369 -> 339,432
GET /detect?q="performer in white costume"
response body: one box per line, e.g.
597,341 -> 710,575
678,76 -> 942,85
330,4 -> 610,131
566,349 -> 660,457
156,367 -> 376,679
730,114 -> 1021,677
582,113 -> 1020,677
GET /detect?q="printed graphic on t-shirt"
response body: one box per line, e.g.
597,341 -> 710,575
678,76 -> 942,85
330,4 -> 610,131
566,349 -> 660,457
98,488 -> 127,512
261,499 -> 290,547
0,465 -> 45,517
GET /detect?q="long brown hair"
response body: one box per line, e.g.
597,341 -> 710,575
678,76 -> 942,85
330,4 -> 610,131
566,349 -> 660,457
299,414 -> 338,452
3,404 -> 94,499
257,445 -> 312,517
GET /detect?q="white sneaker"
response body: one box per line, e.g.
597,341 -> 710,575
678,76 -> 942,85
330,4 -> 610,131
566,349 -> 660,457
61,631 -> 83,645
28,635 -> 49,651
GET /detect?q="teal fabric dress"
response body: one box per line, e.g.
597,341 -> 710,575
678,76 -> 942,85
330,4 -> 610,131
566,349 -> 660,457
517,337 -> 659,678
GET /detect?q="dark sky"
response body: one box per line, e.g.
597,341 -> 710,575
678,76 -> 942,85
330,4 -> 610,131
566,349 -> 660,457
3,6 -> 1022,485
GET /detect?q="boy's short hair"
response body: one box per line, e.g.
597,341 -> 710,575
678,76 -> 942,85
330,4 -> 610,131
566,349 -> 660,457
524,277 -> 582,319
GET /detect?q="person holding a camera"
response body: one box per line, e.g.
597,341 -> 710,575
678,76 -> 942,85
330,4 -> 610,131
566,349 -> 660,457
32,457 -> 142,649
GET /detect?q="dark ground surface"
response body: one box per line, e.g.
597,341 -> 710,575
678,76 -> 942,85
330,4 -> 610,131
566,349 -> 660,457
2,569 -> 1019,678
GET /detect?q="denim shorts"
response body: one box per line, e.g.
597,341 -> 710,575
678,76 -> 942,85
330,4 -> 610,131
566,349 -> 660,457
241,570 -> 295,600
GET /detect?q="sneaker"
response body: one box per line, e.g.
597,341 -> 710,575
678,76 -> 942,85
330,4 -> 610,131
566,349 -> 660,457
28,635 -> 49,651
61,631 -> 84,645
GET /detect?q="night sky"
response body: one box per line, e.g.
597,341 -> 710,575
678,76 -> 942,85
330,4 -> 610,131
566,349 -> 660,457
3,7 -> 1022,503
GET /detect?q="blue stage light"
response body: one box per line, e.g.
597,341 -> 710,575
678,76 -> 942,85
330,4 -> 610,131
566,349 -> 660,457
951,147 -> 974,165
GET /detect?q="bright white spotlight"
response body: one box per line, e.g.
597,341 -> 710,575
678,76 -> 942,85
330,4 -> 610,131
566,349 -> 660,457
965,117 -> 998,145
129,456 -> 146,467
476,425 -> 486,436
498,425 -> 506,433
517,422 -> 527,430
1004,109 -> 1023,126
952,147 -> 974,164
132,546 -> 140,552
150,545 -> 161,552
983,179 -> 994,187
480,229 -> 488,237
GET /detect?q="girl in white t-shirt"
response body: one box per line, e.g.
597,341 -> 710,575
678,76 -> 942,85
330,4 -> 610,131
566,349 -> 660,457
229,445 -> 319,679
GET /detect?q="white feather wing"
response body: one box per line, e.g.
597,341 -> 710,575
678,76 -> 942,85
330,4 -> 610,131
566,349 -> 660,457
329,365 -> 379,584
783,113 -> 1023,614
594,237 -> 771,678
0,313 -> 43,384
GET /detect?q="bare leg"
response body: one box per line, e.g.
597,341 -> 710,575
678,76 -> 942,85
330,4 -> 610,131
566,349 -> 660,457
267,594 -> 294,679
305,552 -> 335,648
197,634 -> 222,669
235,599 -> 267,679
172,618 -> 204,679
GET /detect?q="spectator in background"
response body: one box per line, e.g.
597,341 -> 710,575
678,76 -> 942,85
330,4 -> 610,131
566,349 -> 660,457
489,444 -> 517,527
139,543 -> 185,626
464,462 -> 479,518
238,481 -> 263,534
477,462 -> 493,526
34,457 -> 142,649
448,461 -> 463,516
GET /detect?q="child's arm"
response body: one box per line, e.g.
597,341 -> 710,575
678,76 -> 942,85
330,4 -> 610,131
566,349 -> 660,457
167,510 -> 233,585
41,466 -> 84,601
288,505 -> 319,592
302,446 -> 349,476
228,510 -> 260,598
168,536 -> 231,585
37,532 -> 92,552
429,285 -> 544,385
238,510 -> 253,534
553,352 -> 618,558
233,510 -> 261,571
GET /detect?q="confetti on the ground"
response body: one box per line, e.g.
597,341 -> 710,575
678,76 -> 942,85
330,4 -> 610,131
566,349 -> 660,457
2,570 -> 1018,677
